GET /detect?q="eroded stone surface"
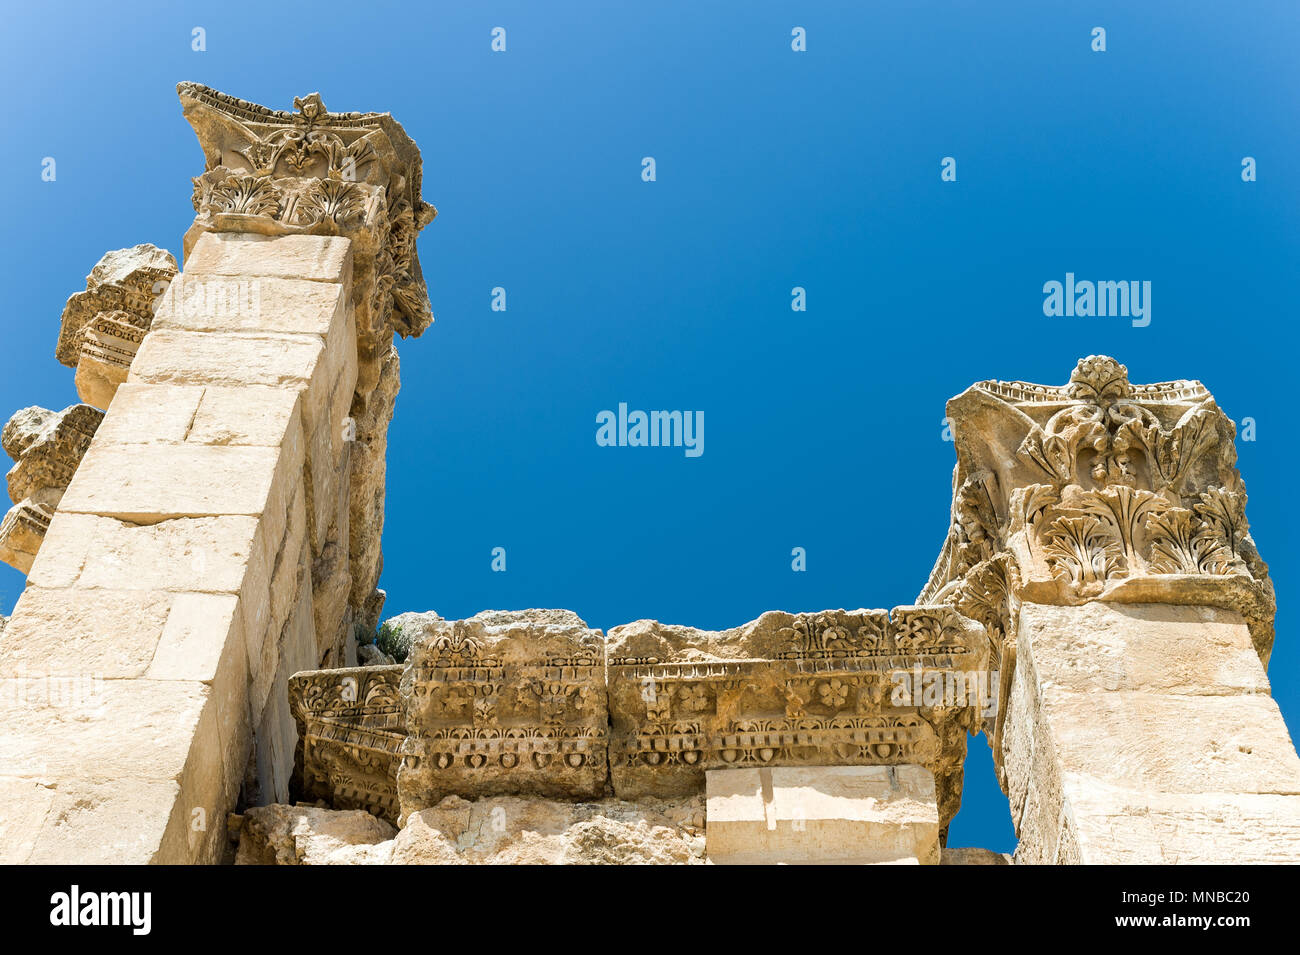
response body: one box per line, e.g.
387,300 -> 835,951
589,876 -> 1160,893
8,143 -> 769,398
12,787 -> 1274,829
56,245 -> 179,410
397,610 -> 608,819
706,765 -> 940,865
234,804 -> 396,865
606,607 -> 990,831
289,665 -> 405,822
0,404 -> 102,572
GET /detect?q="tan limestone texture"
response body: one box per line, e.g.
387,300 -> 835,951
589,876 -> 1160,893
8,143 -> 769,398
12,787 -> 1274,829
234,804 -> 397,865
236,795 -> 706,865
705,765 -> 940,865
606,608 -> 989,832
0,404 -> 102,573
397,610 -> 608,819
1004,601 -> 1300,864
920,357 -> 1299,864
56,244 -> 179,410
942,846 -> 1012,864
0,83 -> 438,865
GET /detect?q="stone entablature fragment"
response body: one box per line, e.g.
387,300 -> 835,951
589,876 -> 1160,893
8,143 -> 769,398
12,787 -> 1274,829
289,607 -> 990,834
289,665 -> 405,822
0,404 -> 103,572
396,610 -> 608,820
56,245 -> 179,409
606,608 -> 990,830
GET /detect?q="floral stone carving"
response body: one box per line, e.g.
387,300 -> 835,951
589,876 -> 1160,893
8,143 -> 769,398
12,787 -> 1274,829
289,664 -> 406,822
0,404 -> 103,573
918,355 -> 1274,774
395,610 -> 608,820
605,607 -> 992,832
177,82 -> 436,400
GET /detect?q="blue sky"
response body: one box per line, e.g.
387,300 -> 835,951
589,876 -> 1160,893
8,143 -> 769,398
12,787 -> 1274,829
3,1 -> 1297,854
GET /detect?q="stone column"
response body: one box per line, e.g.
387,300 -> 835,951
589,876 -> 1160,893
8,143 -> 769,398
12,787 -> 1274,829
921,355 -> 1300,863
0,85 -> 433,863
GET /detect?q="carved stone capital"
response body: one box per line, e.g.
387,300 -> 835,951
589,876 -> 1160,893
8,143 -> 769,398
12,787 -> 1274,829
176,83 -> 436,399
919,356 -> 1274,773
56,245 -> 178,409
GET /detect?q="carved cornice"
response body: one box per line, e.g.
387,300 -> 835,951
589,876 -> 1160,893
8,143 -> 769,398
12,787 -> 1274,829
289,664 -> 406,822
176,83 -> 436,397
0,404 -> 103,574
606,607 -> 992,834
395,613 -> 609,820
919,356 -> 1274,778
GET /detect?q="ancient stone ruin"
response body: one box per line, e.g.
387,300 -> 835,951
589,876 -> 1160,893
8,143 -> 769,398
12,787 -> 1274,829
1,85 -> 1297,865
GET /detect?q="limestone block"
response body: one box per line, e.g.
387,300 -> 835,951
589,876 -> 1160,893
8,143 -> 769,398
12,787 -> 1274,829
390,795 -> 707,865
130,329 -> 325,391
0,586 -> 174,679
1064,779 -> 1300,864
1020,601 -> 1268,696
705,765 -> 940,865
97,383 -> 205,444
397,610 -> 608,818
188,386 -> 302,447
0,678 -> 209,781
147,593 -> 242,682
182,232 -> 353,285
0,776 -> 56,863
28,512 -> 260,593
59,442 -> 290,524
154,273 -> 347,336
24,777 -> 185,864
235,804 -> 396,865
1040,690 -> 1300,795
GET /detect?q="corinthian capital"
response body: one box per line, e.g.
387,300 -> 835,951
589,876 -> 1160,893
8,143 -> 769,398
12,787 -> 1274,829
920,356 -> 1274,743
176,82 -> 436,398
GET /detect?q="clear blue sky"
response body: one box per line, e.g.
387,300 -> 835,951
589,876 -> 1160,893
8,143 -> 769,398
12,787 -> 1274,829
2,1 -> 1297,854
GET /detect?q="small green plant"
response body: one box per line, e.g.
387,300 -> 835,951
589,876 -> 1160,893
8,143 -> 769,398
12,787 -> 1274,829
374,621 -> 413,663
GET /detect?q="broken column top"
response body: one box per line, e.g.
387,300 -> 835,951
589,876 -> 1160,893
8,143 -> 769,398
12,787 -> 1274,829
177,82 -> 437,396
919,355 -> 1273,772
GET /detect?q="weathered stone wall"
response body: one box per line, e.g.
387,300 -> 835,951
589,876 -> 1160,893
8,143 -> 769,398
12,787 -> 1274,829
0,231 -> 357,862
1004,601 -> 1300,863
0,82 -> 435,864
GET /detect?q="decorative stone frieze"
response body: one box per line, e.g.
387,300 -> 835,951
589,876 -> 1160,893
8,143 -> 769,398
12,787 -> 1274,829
605,607 -> 991,831
289,665 -> 405,822
56,245 -> 179,409
0,404 -> 103,572
396,610 -> 608,820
